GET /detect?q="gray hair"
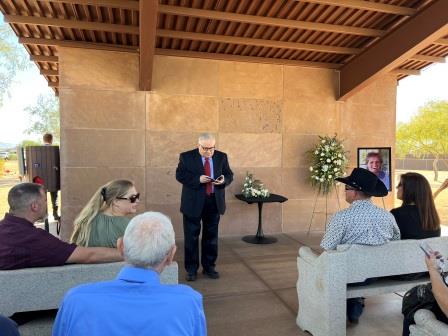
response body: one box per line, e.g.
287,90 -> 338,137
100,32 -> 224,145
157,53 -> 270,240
123,212 -> 175,269
198,133 -> 215,143
8,183 -> 44,212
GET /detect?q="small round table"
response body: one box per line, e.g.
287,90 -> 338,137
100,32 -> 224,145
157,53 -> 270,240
235,193 -> 288,244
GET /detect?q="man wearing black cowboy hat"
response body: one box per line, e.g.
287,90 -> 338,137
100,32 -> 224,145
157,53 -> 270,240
320,168 -> 400,323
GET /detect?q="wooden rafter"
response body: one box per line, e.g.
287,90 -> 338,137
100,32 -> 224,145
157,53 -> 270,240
4,14 -> 138,35
390,69 -> 420,76
435,38 -> 448,46
155,48 -> 341,69
19,37 -> 138,53
37,0 -> 139,10
410,54 -> 446,63
157,29 -> 361,55
158,4 -> 384,37
339,0 -> 448,101
30,55 -> 59,62
299,0 -> 417,16
40,69 -> 59,76
48,80 -> 59,87
139,0 -> 158,91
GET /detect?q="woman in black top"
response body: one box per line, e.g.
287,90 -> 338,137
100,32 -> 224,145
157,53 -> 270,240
391,172 -> 440,239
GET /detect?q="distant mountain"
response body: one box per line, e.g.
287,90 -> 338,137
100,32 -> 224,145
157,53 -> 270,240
0,142 -> 17,150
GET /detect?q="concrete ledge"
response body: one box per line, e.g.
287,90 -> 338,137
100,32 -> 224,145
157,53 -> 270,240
410,309 -> 448,336
296,237 -> 448,336
0,262 -> 178,316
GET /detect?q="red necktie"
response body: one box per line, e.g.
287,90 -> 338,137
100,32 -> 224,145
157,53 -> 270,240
204,158 -> 212,195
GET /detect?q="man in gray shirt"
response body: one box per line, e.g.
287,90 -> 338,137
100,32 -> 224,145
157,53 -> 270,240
320,168 -> 400,323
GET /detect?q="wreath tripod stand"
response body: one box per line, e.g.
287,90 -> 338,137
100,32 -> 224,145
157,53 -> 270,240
307,183 -> 342,234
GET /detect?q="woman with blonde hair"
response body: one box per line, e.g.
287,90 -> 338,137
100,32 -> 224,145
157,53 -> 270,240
70,179 -> 140,247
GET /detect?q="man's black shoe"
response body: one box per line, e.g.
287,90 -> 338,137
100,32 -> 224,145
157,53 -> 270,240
202,269 -> 220,279
186,273 -> 197,281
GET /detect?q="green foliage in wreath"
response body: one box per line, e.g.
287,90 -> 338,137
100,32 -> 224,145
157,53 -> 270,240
308,135 -> 348,195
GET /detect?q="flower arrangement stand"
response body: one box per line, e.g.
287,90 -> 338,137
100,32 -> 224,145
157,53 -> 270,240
235,193 -> 288,244
307,184 -> 341,235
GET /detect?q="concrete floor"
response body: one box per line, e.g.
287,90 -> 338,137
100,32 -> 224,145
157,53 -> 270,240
174,231 -> 404,336
18,231 -> 405,336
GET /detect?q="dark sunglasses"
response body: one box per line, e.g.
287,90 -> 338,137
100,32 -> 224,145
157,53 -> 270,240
117,193 -> 140,203
344,185 -> 357,191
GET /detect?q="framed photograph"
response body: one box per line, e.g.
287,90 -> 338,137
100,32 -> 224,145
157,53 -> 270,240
357,147 -> 392,191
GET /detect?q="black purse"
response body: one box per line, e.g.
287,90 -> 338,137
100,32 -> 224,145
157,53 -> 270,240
402,283 -> 436,324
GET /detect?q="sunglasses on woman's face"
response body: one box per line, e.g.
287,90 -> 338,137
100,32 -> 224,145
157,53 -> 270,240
117,193 -> 140,203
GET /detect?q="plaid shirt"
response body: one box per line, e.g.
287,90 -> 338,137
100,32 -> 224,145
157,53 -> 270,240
320,199 -> 400,250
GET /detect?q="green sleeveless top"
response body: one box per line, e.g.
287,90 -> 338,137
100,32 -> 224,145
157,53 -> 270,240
87,213 -> 130,248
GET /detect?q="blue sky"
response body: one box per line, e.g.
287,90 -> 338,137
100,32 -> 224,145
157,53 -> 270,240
0,14 -> 447,145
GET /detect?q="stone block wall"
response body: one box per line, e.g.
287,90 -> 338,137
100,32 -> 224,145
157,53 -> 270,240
58,47 -> 396,240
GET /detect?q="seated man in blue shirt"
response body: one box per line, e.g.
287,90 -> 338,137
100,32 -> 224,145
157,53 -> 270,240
320,168 -> 400,324
0,315 -> 19,336
52,212 -> 207,336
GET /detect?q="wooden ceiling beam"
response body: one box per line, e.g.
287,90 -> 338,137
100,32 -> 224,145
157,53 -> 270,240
40,69 -> 59,76
48,80 -> 59,88
37,0 -> 139,10
19,37 -> 138,53
139,0 -> 158,91
390,69 -> 420,76
155,48 -> 341,69
157,29 -> 361,55
338,0 -> 448,101
410,54 -> 446,63
298,0 -> 417,16
30,55 -> 59,62
4,14 -> 138,35
434,38 -> 448,46
158,4 -> 383,37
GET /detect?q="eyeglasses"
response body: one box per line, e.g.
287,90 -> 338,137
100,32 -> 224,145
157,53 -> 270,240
344,185 -> 357,191
200,145 -> 215,152
116,193 -> 140,203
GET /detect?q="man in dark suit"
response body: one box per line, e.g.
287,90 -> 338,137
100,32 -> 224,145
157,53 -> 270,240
176,133 -> 233,281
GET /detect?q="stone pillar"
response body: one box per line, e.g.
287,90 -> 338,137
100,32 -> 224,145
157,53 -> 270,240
58,48 -> 145,241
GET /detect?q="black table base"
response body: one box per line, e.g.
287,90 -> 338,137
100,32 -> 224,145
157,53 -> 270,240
242,235 -> 278,244
235,194 -> 287,245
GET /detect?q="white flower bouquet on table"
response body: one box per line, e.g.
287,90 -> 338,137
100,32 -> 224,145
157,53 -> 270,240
242,172 -> 270,198
308,135 -> 348,195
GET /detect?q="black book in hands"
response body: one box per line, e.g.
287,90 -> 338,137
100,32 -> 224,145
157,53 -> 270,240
207,175 -> 224,183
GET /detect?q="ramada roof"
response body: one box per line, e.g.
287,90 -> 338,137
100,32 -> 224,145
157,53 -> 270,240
1,0 -> 447,99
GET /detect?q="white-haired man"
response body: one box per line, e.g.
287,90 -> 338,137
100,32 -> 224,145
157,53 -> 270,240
52,212 -> 207,336
176,133 -> 233,281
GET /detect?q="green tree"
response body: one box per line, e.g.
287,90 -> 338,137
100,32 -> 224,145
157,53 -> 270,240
396,100 -> 448,181
0,19 -> 30,107
24,94 -> 60,142
20,139 -> 41,147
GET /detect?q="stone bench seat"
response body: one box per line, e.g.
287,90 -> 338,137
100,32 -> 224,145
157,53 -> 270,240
296,237 -> 448,336
410,309 -> 448,336
0,262 -> 178,317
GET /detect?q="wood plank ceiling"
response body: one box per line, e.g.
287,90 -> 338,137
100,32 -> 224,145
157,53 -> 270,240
1,0 -> 447,99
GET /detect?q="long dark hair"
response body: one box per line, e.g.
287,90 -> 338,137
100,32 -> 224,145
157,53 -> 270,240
400,172 -> 440,231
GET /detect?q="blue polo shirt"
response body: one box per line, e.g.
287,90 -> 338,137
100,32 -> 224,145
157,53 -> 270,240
52,266 -> 207,336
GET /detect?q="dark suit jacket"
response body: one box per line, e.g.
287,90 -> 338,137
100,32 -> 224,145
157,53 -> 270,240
176,149 -> 233,217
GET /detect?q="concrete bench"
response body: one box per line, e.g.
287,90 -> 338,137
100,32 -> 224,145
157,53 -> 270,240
410,309 -> 448,336
0,262 -> 178,316
296,237 -> 448,336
